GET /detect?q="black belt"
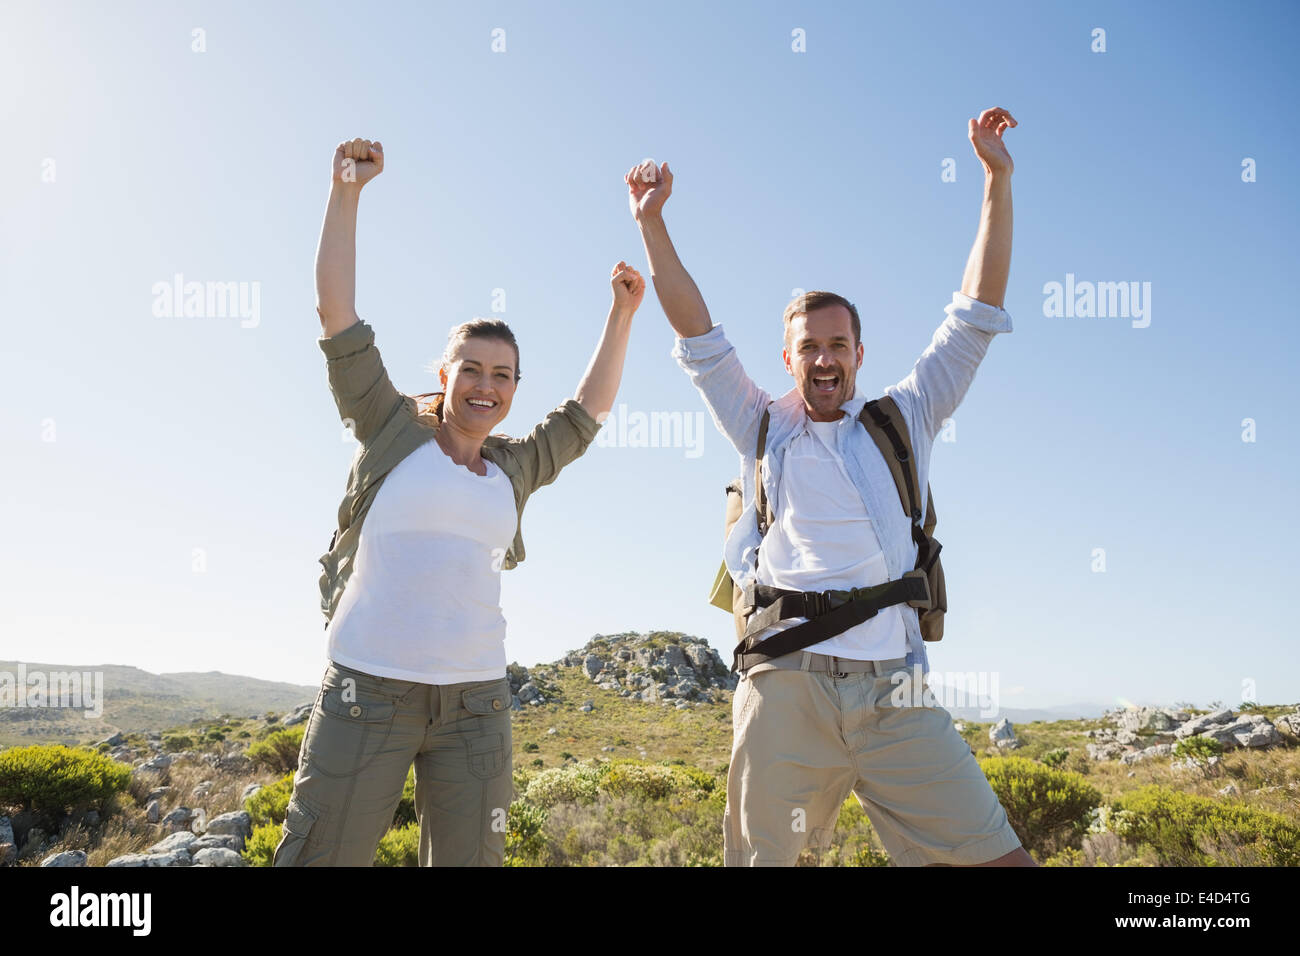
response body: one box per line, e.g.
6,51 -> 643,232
732,571 -> 931,673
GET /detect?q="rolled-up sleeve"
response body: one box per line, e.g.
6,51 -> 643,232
886,291 -> 1012,447
318,319 -> 406,446
509,398 -> 602,493
671,324 -> 770,457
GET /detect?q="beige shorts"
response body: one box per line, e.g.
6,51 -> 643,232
725,653 -> 1022,866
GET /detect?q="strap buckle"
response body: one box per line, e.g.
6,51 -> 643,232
806,590 -> 839,617
902,569 -> 932,610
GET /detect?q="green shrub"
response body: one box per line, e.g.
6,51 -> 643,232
599,763 -> 678,801
1113,785 -> 1300,866
374,822 -> 419,866
392,768 -> 416,827
522,762 -> 609,807
1173,736 -> 1224,761
161,734 -> 194,752
980,755 -> 1101,858
522,742 -> 539,753
1040,748 -> 1069,769
244,773 -> 294,826
824,797 -> 890,867
246,726 -> 304,775
0,745 -> 131,816
242,822 -> 281,866
1043,846 -> 1086,866
505,801 -> 548,866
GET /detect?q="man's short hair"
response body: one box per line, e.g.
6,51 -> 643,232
782,291 -> 861,347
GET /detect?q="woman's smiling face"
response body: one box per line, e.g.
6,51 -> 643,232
439,335 -> 518,432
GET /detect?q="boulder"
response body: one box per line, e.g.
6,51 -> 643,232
204,811 -> 252,841
1120,743 -> 1173,764
191,834 -> 244,853
661,645 -> 688,669
1199,714 -> 1282,749
1116,707 -> 1181,734
1174,709 -> 1235,739
148,831 -> 197,855
282,702 -> 315,727
989,718 -> 1019,749
192,847 -> 247,867
40,850 -> 88,867
135,753 -> 173,773
106,849 -> 192,867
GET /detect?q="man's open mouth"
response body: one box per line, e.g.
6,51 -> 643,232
812,373 -> 839,394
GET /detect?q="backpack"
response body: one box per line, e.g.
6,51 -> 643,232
707,394 -> 947,651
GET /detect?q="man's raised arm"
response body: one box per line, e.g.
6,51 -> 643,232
888,108 -> 1018,446
627,160 -> 770,455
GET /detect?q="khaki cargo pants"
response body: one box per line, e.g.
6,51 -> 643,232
725,653 -> 1023,866
272,661 -> 513,867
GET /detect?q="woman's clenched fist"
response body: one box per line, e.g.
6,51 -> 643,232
333,138 -> 384,187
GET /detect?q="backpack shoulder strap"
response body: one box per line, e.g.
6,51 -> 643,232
755,405 -> 773,536
859,395 -> 933,544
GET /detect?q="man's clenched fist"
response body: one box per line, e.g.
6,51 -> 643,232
333,138 -> 384,187
625,158 -> 672,222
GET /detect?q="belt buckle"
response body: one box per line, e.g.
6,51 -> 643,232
830,655 -> 848,679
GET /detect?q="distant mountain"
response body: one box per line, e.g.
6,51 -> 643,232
0,661 -> 316,748
943,703 -> 1113,724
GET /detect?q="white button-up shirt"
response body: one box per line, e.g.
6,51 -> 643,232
671,291 -> 1013,675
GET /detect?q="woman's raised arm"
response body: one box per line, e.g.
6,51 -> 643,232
573,262 -> 644,420
317,138 -> 384,336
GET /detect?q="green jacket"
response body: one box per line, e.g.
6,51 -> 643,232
316,319 -> 601,626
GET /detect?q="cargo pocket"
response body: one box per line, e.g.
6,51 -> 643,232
460,679 -> 509,780
461,679 -> 510,718
272,797 -> 319,867
466,731 -> 506,780
299,683 -> 398,778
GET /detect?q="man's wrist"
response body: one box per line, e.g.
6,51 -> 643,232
635,210 -> 666,230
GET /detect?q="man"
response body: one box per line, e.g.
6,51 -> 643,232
625,107 -> 1035,866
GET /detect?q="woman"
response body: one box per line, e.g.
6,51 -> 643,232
273,137 -> 643,866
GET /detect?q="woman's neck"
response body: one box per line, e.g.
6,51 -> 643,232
435,415 -> 487,470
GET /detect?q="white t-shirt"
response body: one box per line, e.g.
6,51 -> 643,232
325,438 -> 518,684
753,414 -> 907,661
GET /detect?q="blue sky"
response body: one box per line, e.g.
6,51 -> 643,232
2,0 -> 1297,714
